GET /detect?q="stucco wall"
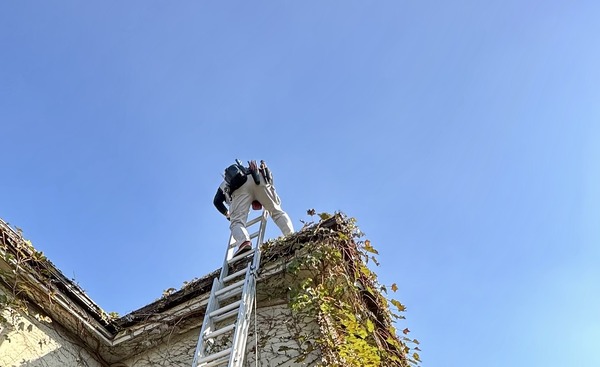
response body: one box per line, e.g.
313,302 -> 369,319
118,303 -> 320,367
0,287 -> 105,367
1,275 -> 321,367
246,303 -> 321,367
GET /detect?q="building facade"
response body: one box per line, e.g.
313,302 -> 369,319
1,215 -> 409,367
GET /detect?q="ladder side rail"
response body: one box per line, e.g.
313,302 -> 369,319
191,210 -> 268,367
219,209 -> 267,282
250,246 -> 262,287
250,211 -> 268,277
220,233 -> 237,281
192,277 -> 222,367
230,210 -> 265,366
228,263 -> 256,367
258,210 -> 269,245
245,214 -> 263,227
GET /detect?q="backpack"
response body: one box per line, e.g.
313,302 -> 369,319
224,161 -> 248,193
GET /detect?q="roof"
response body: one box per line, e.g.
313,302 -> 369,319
1,214 -> 410,366
0,215 -> 342,362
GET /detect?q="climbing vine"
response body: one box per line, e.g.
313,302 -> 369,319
0,224 -> 52,329
262,211 -> 421,367
1,222 -> 113,367
1,213 -> 422,367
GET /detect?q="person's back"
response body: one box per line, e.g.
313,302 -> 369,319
213,159 -> 294,254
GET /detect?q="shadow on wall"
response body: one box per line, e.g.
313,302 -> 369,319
0,312 -> 103,367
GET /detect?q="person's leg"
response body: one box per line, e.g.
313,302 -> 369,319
254,179 -> 294,235
229,179 -> 254,245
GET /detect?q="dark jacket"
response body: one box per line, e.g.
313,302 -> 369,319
213,183 -> 229,216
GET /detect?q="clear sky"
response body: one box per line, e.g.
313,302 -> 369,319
2,1 -> 599,366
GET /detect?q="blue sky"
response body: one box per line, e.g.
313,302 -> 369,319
2,1 -> 599,366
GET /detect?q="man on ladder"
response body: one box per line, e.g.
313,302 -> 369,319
213,159 -> 295,255
192,160 -> 294,367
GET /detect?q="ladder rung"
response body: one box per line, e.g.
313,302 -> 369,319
209,300 -> 242,318
204,323 -> 235,340
228,249 -> 255,264
228,239 -> 244,249
193,212 -> 266,367
223,268 -> 248,283
201,358 -> 228,367
215,279 -> 245,298
246,215 -> 262,226
216,287 -> 243,302
197,347 -> 232,366
201,356 -> 229,367
212,308 -> 239,323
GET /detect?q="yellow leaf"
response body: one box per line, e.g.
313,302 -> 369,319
360,265 -> 371,277
391,283 -> 398,292
366,319 -> 375,333
413,352 -> 421,362
391,299 -> 406,312
318,212 -> 331,220
364,240 -> 379,254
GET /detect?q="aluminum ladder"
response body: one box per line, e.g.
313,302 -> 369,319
192,210 -> 268,367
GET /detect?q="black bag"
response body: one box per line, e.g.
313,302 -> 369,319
224,162 -> 248,193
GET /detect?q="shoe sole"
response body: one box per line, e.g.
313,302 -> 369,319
234,244 -> 252,257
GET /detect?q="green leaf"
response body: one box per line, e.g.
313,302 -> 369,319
360,265 -> 371,277
363,240 -> 379,254
338,232 -> 349,241
366,319 -> 375,333
318,212 -> 331,220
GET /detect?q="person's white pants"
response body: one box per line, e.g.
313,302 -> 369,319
229,175 -> 294,245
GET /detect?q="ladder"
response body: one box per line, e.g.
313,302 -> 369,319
192,210 -> 268,367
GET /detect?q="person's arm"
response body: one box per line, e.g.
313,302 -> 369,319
213,188 -> 229,217
259,160 -> 273,184
248,160 -> 260,184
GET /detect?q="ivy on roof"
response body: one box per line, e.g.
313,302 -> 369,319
1,213 -> 421,366
260,211 -> 421,367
